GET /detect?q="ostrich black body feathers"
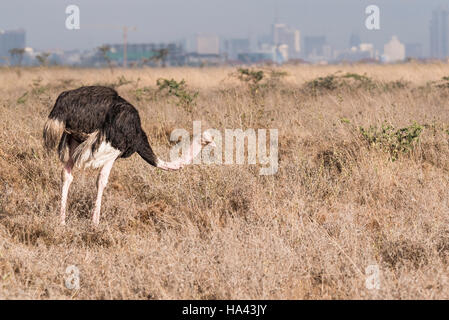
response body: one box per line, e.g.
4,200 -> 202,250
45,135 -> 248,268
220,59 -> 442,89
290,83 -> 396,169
44,86 -> 157,168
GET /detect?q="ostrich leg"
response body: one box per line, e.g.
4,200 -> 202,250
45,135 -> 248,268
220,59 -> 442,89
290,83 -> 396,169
60,159 -> 74,225
60,138 -> 79,225
92,158 -> 115,226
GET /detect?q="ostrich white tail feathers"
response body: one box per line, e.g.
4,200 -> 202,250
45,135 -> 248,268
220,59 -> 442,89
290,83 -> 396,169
43,118 -> 65,151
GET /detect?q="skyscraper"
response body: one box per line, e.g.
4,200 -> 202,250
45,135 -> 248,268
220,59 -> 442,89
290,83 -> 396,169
0,29 -> 26,57
349,33 -> 361,49
383,36 -> 405,62
272,23 -> 300,60
304,36 -> 326,58
195,34 -> 220,55
224,38 -> 250,60
430,6 -> 449,59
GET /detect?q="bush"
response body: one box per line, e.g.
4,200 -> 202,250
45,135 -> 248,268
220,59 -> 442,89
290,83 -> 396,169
305,74 -> 340,92
233,68 -> 288,98
304,72 -> 377,93
156,78 -> 198,112
359,122 -> 423,161
304,72 -> 408,94
434,76 -> 449,88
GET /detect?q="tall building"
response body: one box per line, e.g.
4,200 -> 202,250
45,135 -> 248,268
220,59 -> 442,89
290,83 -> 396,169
304,36 -> 326,58
272,23 -> 300,60
349,33 -> 361,49
383,36 -> 405,62
195,34 -> 220,55
224,38 -> 250,60
275,44 -> 289,63
0,29 -> 26,58
430,6 -> 449,59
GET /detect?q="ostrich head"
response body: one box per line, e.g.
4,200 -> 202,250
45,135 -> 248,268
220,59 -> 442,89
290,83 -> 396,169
159,130 -> 216,171
201,130 -> 216,148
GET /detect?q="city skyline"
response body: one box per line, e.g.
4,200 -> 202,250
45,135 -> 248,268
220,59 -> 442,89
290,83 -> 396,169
0,0 -> 448,54
2,1 -> 449,66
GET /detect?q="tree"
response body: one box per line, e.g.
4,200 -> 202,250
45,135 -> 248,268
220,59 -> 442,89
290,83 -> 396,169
98,45 -> 114,73
36,52 -> 51,67
150,48 -> 169,67
9,48 -> 25,66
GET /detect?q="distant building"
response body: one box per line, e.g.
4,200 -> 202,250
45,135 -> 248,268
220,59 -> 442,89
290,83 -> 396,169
103,43 -> 184,67
303,36 -> 330,63
322,45 -> 333,60
349,33 -> 361,49
272,23 -> 300,60
383,36 -> 405,62
304,36 -> 326,58
257,34 -> 272,47
359,43 -> 375,57
224,38 -> 250,60
185,53 -> 224,66
275,44 -> 289,63
61,50 -> 83,66
337,43 -> 376,62
237,52 -> 273,64
430,6 -> 449,59
405,43 -> 423,59
0,29 -> 26,64
195,34 -> 220,55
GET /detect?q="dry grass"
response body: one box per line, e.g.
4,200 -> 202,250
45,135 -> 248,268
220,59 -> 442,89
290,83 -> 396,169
1,64 -> 449,299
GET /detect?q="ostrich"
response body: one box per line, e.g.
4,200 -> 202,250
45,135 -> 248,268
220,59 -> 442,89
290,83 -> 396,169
43,86 -> 214,226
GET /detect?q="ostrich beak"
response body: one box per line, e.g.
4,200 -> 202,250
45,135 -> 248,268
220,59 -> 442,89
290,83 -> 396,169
202,131 -> 216,148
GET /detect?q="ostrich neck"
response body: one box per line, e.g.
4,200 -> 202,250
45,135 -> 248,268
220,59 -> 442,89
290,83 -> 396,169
183,134 -> 203,165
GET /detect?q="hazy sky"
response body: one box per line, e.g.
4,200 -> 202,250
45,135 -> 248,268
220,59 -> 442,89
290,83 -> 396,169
0,0 -> 447,54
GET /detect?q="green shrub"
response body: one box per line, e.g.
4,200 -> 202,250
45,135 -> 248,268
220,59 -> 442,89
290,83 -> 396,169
434,76 -> 449,88
114,75 -> 133,88
359,122 -> 423,161
304,72 -> 408,94
305,74 -> 340,92
134,86 -> 155,102
304,72 -> 377,93
16,92 -> 28,104
382,79 -> 410,90
156,78 -> 198,112
236,68 -> 264,93
234,68 -> 288,97
30,77 -> 49,96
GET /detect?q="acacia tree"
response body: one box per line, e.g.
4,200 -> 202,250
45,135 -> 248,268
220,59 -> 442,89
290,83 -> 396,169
36,52 -> 51,67
151,48 -> 169,67
9,48 -> 25,67
98,45 -> 114,74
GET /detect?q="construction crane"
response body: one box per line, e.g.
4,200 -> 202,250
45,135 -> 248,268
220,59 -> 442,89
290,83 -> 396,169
122,26 -> 137,67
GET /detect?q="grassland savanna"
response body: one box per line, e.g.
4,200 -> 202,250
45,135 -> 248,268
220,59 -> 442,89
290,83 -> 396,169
1,64 -> 449,299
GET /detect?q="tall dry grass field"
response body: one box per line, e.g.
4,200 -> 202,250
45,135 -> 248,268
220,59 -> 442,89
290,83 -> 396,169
1,64 -> 449,299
